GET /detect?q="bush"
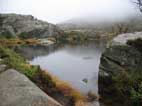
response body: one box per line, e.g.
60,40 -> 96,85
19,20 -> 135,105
112,70 -> 142,106
131,88 -> 142,106
130,74 -> 142,106
18,32 -> 29,39
0,31 -> 15,39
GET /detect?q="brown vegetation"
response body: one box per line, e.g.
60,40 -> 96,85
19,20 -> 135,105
0,38 -> 40,45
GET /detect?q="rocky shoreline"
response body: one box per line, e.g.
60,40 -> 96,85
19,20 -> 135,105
0,45 -> 98,106
99,32 -> 142,106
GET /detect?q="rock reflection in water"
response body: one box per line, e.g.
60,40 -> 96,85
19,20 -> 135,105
15,41 -> 106,96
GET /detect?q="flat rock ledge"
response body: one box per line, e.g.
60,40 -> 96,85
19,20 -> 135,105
110,32 -> 142,46
0,69 -> 62,106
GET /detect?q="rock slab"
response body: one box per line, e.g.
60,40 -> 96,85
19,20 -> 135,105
0,69 -> 62,106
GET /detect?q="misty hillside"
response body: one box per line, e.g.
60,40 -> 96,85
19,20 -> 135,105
57,14 -> 142,38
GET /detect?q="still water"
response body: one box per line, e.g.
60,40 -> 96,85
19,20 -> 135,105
15,41 -> 106,95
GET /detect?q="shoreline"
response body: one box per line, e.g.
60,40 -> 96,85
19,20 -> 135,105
0,41 -> 99,106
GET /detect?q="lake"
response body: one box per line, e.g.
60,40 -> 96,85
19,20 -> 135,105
15,40 -> 106,96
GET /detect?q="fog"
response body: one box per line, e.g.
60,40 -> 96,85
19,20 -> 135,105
0,0 -> 140,24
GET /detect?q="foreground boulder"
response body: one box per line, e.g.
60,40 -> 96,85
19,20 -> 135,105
0,69 -> 62,106
0,13 -> 64,38
99,32 -> 142,106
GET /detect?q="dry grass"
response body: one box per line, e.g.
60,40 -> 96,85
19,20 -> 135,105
75,100 -> 88,106
0,38 -> 23,45
0,38 -> 40,45
24,39 -> 40,44
42,69 -> 87,105
38,69 -> 100,106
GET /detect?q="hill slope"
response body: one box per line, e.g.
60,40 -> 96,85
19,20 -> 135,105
0,13 -> 64,39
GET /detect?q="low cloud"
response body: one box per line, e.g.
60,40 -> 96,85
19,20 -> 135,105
0,0 -> 140,23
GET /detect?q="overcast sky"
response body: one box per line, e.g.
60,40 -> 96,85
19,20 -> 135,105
0,0 -> 139,24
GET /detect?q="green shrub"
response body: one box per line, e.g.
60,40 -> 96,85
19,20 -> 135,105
18,32 -> 29,39
131,88 -> 142,106
112,70 -> 142,106
130,73 -> 142,106
0,31 -> 15,39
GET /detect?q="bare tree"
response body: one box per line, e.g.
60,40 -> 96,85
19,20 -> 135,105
133,0 -> 142,12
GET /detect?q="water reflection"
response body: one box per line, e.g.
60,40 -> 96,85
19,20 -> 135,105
14,44 -> 60,60
15,40 -> 106,95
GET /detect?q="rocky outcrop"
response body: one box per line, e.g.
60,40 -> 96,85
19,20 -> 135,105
99,32 -> 142,106
0,13 -> 64,38
0,69 -> 62,106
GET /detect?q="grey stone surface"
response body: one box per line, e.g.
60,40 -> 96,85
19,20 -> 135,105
99,32 -> 142,77
0,69 -> 62,106
0,64 -> 7,73
110,32 -> 142,46
0,13 -> 64,38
